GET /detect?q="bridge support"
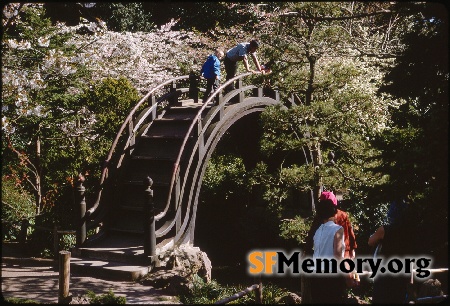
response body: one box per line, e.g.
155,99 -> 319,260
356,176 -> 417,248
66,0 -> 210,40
76,174 -> 86,247
144,176 -> 156,257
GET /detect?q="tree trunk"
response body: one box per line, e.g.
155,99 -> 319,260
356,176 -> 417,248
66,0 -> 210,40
312,141 -> 323,210
35,133 -> 42,215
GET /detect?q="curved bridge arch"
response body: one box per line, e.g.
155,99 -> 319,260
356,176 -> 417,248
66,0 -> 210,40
76,72 -> 298,263
185,97 -> 285,246
155,76 -> 284,252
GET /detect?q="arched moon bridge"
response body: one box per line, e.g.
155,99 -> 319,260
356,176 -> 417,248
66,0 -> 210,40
71,72 -> 303,280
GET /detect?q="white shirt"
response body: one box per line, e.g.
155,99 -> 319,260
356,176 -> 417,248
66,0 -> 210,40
313,221 -> 344,271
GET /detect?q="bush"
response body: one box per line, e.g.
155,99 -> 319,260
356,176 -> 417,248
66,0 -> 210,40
84,76 -> 141,139
179,274 -> 288,304
4,297 -> 40,304
202,154 -> 247,200
86,289 -> 126,304
2,175 -> 35,241
99,3 -> 154,32
279,215 -> 314,244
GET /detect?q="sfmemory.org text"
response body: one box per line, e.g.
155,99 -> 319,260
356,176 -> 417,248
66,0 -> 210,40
247,250 -> 432,279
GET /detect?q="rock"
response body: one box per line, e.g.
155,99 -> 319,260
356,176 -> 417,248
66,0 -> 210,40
141,244 -> 212,295
276,292 -> 302,304
69,295 -> 91,304
418,278 -> 443,298
198,251 -> 212,283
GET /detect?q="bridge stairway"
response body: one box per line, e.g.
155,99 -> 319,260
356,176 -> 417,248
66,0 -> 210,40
71,100 -> 207,281
69,72 -> 281,281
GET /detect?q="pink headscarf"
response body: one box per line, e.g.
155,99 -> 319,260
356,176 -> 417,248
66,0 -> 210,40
319,191 -> 337,206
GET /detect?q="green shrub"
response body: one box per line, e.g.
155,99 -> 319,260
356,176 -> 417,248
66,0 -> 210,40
97,3 -> 154,32
179,274 -> 288,304
84,76 -> 140,140
4,297 -> 40,304
202,154 -> 247,200
279,215 -> 314,244
2,175 -> 35,241
86,289 -> 126,304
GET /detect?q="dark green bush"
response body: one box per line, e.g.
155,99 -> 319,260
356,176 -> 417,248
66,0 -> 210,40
86,289 -> 126,304
2,175 -> 35,241
179,274 -> 288,304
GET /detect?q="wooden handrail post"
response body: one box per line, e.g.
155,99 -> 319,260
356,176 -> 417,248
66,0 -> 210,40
58,250 -> 71,303
255,276 -> 263,304
18,218 -> 29,248
170,81 -> 177,105
189,71 -> 199,103
76,173 -> 86,247
53,225 -> 59,261
144,176 -> 156,257
237,79 -> 244,103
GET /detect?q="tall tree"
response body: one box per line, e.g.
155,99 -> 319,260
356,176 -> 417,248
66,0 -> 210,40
373,2 -> 448,262
256,2 -> 409,216
2,3 -> 94,214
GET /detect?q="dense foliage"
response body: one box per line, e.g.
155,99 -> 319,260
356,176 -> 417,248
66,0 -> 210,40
43,2 -> 261,33
1,175 -> 35,240
2,3 -> 93,219
2,2 -> 447,268
370,2 -> 448,262
244,2 -> 447,255
179,274 -> 288,304
86,289 -> 127,304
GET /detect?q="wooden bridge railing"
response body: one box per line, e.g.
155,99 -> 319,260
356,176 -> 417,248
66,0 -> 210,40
3,217 -> 76,262
74,71 -> 275,251
161,71 -> 284,251
84,75 -> 188,223
159,72 -> 256,249
79,74 -> 215,245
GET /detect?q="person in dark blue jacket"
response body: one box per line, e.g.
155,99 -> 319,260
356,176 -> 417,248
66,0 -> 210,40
200,48 -> 224,103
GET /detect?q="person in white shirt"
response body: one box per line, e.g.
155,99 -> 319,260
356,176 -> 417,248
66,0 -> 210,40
310,198 -> 357,303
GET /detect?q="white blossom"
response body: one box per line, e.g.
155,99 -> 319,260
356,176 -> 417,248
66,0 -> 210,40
17,40 -> 31,50
31,105 -> 45,117
2,116 -> 15,134
66,86 -> 82,95
37,36 -> 50,47
58,64 -> 77,76
7,39 -> 18,48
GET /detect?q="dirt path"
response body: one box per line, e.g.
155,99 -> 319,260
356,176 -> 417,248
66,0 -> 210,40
1,242 -> 180,304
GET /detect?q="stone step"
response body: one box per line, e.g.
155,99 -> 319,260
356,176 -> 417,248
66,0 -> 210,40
74,243 -> 147,264
70,257 -> 151,281
144,122 -> 191,138
132,137 -> 183,160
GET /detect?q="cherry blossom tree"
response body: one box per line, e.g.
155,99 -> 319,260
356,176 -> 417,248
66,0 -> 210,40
2,3 -> 219,216
2,3 -> 94,214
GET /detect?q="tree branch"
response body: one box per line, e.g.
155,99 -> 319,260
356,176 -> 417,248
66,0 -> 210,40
281,9 -> 393,22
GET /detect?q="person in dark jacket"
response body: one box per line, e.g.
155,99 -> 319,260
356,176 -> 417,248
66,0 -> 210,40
200,48 -> 224,103
368,199 -> 416,304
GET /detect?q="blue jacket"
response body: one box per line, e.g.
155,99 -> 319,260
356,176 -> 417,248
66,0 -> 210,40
201,55 -> 221,79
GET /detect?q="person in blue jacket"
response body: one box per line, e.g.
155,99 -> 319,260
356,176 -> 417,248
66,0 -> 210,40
200,48 -> 224,103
